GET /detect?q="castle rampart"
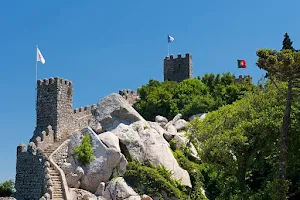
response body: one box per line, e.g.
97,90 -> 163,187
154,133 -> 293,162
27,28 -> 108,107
234,75 -> 252,83
31,125 -> 56,151
119,90 -> 140,105
15,143 -> 47,200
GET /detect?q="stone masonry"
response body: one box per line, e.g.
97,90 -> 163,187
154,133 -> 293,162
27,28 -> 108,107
234,75 -> 252,83
33,78 -> 73,140
15,143 -> 47,200
32,77 -> 99,141
164,53 -> 193,83
119,89 -> 140,105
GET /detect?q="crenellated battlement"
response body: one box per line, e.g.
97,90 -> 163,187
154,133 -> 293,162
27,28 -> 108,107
32,125 -> 56,151
37,77 -> 72,86
234,75 -> 252,83
119,89 -> 140,105
73,105 -> 92,113
164,53 -> 191,61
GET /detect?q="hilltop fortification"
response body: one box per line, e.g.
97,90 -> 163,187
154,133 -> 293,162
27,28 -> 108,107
32,77 -> 99,141
164,53 -> 193,83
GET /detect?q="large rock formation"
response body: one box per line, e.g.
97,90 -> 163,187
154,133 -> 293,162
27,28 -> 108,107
103,177 -> 141,200
94,94 -> 192,187
39,93 -> 197,199
63,127 -> 127,193
92,93 -> 146,131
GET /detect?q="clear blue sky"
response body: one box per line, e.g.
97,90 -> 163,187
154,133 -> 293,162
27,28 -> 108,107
1,0 -> 299,182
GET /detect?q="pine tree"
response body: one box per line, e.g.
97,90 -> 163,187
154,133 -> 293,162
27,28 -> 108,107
282,32 -> 295,51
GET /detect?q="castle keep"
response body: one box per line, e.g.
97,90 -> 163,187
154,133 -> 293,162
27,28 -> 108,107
164,53 -> 193,82
32,77 -> 100,141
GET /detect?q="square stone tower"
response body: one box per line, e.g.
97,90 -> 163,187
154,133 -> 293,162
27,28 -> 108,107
164,53 -> 193,83
33,77 -> 73,140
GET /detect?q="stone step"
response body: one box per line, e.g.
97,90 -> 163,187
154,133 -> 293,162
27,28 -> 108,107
53,194 -> 63,197
53,195 -> 64,199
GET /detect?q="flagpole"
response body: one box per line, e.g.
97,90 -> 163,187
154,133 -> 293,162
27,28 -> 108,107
36,45 -> 38,100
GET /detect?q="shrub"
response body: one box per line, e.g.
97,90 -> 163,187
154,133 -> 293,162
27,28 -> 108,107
172,150 -> 208,200
124,161 -> 189,199
74,134 -> 94,165
0,180 -> 15,197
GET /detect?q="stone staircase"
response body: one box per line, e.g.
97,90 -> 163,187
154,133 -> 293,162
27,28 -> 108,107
44,139 -> 67,200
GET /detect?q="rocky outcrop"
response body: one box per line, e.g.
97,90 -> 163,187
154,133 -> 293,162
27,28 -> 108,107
111,121 -> 192,187
62,127 -> 127,193
98,131 -> 121,152
155,115 -> 168,127
92,93 -> 146,131
103,177 -> 141,200
69,188 -> 105,200
189,113 -> 207,121
90,94 -> 192,188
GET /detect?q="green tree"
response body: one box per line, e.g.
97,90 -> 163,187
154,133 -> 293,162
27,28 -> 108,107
74,134 -> 94,165
134,74 -> 255,121
282,33 -> 295,51
256,47 -> 300,198
0,180 -> 15,197
187,84 -> 285,199
134,80 -> 178,120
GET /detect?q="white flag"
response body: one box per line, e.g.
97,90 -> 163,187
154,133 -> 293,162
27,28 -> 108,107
168,35 -> 175,43
37,47 -> 46,64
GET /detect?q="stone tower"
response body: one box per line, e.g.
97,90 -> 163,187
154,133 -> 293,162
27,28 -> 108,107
164,53 -> 193,83
33,77 -> 73,140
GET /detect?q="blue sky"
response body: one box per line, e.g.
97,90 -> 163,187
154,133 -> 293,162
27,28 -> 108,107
1,0 -> 300,182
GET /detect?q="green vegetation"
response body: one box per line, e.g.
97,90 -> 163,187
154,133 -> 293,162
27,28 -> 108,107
128,33 -> 300,199
172,149 -> 207,200
74,134 -> 94,165
124,161 -> 187,199
0,180 -> 15,197
256,33 -> 300,198
134,73 -> 254,121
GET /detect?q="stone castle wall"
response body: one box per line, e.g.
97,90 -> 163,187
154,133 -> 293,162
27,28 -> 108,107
164,53 -> 193,83
33,78 -> 100,142
31,125 -> 56,150
34,78 -> 73,140
73,104 -> 99,132
15,143 -> 47,200
119,90 -> 140,105
234,75 -> 252,83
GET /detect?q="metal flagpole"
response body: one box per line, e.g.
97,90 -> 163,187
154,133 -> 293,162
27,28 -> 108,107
167,34 -> 170,56
36,45 -> 38,100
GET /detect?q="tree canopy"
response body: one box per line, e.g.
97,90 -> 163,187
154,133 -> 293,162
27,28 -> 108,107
187,83 -> 300,199
0,180 -> 14,197
282,33 -> 295,51
134,73 -> 254,121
